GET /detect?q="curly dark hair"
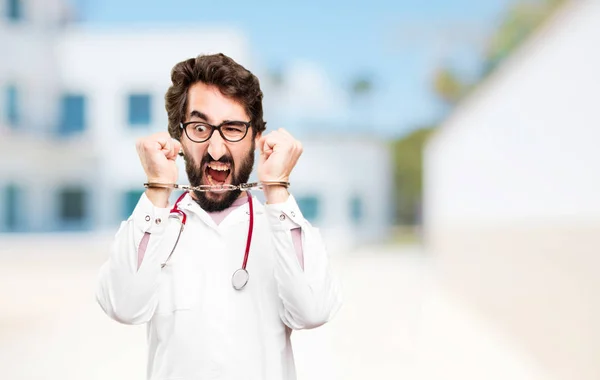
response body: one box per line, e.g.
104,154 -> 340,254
165,53 -> 266,141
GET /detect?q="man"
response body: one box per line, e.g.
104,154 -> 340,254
96,53 -> 342,380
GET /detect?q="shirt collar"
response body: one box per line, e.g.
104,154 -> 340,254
177,192 -> 264,224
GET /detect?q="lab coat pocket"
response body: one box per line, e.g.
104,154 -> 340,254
155,262 -> 200,314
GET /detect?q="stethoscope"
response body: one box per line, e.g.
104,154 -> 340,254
161,190 -> 254,291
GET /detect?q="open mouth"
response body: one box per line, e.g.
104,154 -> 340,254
205,162 -> 232,190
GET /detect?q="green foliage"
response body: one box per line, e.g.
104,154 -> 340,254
392,126 -> 435,224
483,0 -> 567,75
350,76 -> 373,97
432,66 -> 470,106
431,0 -> 567,103
390,1 -> 568,225
269,68 -> 284,87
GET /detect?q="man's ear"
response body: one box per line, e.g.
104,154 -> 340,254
176,138 -> 184,157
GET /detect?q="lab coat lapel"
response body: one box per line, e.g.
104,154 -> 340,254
177,193 -> 219,230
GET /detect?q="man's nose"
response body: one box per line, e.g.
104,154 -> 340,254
207,129 -> 227,161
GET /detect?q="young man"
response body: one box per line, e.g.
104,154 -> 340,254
96,53 -> 342,380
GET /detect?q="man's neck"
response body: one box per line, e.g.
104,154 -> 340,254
196,194 -> 249,226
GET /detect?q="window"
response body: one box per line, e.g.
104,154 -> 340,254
128,94 -> 152,126
58,187 -> 87,224
123,189 -> 144,219
4,184 -> 19,231
7,0 -> 22,21
5,85 -> 19,127
296,195 -> 320,223
350,195 -> 364,224
59,94 -> 86,135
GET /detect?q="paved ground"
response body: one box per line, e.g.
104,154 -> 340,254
0,234 -> 546,379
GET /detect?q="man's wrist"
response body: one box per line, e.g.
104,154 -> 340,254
145,187 -> 172,208
263,185 -> 290,204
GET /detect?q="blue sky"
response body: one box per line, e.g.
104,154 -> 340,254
75,0 -> 514,137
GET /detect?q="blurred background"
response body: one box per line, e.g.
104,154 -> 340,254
2,0 -> 599,379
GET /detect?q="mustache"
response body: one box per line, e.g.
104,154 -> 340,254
186,152 -> 234,168
202,153 -> 233,166
180,150 -> 233,166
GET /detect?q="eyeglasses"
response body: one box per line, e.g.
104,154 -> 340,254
180,120 -> 251,143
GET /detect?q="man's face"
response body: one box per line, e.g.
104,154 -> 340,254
181,82 -> 259,212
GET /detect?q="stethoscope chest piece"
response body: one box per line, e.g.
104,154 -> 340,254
232,268 -> 249,290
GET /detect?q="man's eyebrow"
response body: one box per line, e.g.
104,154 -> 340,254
189,110 -> 210,121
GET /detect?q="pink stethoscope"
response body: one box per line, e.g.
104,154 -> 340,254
162,190 -> 254,291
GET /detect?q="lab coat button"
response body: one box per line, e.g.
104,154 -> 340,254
145,215 -> 151,222
290,211 -> 296,217
279,214 -> 286,221
155,218 -> 161,224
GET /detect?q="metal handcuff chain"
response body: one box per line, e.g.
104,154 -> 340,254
144,181 -> 290,192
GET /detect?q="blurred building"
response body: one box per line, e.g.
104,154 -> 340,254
424,1 -> 600,379
0,0 -> 392,247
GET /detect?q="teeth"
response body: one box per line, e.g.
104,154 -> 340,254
208,162 -> 230,171
206,173 -> 226,191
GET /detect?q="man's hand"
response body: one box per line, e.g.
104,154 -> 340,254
257,128 -> 303,204
136,132 -> 182,207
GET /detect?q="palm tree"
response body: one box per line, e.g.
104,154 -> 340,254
349,75 -> 374,133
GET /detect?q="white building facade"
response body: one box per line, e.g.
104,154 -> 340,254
0,0 -> 392,248
424,1 -> 600,379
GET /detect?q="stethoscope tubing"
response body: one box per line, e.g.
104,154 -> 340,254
161,190 -> 254,290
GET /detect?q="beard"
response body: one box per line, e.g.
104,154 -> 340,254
185,142 -> 255,212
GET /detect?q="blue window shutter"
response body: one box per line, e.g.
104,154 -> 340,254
296,195 -> 320,222
59,188 -> 86,222
59,94 -> 86,135
123,189 -> 145,219
4,184 -> 19,231
350,196 -> 363,224
5,85 -> 19,127
7,0 -> 23,21
128,94 -> 152,126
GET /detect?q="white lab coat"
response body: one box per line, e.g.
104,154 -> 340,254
96,192 -> 342,380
